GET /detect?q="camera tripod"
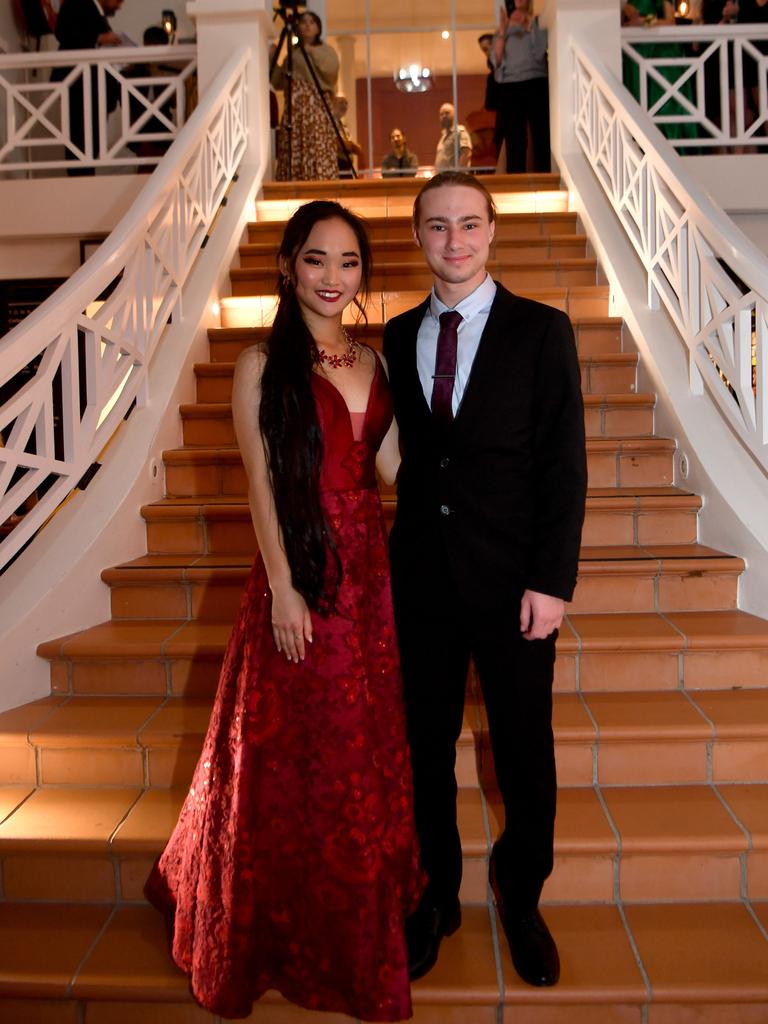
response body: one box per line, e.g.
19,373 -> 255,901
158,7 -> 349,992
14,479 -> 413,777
270,5 -> 357,179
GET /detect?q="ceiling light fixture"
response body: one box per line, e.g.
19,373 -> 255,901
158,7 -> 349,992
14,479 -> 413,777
394,64 -> 432,93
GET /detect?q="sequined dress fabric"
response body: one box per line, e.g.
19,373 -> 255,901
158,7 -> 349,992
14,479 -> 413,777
145,355 -> 424,1021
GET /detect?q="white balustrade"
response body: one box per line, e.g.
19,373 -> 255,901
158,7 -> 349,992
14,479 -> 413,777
574,41 -> 768,473
0,44 -> 197,173
622,25 -> 768,150
0,48 -> 248,571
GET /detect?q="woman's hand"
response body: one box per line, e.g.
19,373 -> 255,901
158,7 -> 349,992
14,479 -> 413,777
270,581 -> 313,663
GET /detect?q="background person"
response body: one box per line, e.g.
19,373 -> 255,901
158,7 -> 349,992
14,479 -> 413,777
146,200 -> 425,1021
381,127 -> 419,176
270,10 -> 339,180
51,0 -> 125,176
434,102 -> 472,170
331,94 -> 364,176
490,0 -> 551,172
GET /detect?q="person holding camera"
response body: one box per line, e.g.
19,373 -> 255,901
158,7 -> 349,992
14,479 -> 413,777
490,0 -> 551,172
270,9 -> 339,180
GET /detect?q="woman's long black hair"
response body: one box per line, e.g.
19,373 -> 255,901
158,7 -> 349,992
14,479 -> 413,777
258,201 -> 372,613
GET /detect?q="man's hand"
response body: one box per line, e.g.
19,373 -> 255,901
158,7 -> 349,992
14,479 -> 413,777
520,590 -> 564,640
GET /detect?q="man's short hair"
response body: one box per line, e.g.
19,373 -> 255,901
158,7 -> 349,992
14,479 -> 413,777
413,171 -> 497,228
478,33 -> 494,45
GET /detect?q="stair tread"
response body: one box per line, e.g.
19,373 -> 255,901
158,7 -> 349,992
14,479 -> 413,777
3,777 -> 767,861
239,232 -> 589,260
140,487 -> 704,520
207,314 -> 625,342
3,899 -> 767,1008
179,393 -> 655,417
103,544 -> 743,584
35,609 -> 768,662
194,351 -> 639,377
259,172 -> 563,198
160,435 -> 677,463
568,609 -> 768,650
231,256 -> 598,278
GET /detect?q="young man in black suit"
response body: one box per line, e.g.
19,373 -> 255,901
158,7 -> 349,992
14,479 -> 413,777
382,172 -> 587,987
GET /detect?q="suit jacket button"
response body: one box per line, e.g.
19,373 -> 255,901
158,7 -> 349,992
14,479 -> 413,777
440,504 -> 451,516
440,457 -> 450,468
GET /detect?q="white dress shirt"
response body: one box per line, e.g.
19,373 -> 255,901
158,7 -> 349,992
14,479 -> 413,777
416,273 -> 498,417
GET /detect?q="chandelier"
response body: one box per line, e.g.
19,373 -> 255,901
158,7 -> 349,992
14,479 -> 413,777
394,64 -> 432,93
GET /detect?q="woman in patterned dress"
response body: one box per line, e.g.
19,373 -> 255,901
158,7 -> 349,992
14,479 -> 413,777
146,201 -> 425,1020
270,11 -> 340,180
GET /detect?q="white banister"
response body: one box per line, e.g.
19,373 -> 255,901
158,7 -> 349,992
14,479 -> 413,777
0,44 -> 198,173
573,42 -> 768,472
0,48 -> 248,572
621,25 -> 768,151
544,0 -> 768,614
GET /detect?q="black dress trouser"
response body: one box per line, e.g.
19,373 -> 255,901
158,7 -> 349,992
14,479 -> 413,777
495,76 -> 551,173
392,559 -> 557,915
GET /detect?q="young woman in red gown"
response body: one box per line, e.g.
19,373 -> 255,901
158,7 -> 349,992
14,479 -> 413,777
146,201 -> 425,1021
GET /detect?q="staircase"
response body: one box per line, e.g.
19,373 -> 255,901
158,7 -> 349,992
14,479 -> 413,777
2,174 -> 768,1023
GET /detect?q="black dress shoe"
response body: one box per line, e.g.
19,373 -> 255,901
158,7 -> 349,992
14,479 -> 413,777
490,858 -> 560,987
405,897 -> 462,981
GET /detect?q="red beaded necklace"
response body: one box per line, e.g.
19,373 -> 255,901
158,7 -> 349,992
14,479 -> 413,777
315,328 -> 358,369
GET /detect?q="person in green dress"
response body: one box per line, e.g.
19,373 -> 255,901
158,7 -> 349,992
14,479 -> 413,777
621,0 -> 699,144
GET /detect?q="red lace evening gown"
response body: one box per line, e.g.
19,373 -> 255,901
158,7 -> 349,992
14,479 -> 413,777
146,354 -> 425,1021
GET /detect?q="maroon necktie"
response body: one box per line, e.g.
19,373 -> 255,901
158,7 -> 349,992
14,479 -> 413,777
431,310 -> 463,424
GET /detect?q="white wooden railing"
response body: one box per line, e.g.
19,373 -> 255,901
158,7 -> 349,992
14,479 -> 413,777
0,44 -> 197,173
574,41 -> 768,473
622,25 -> 768,150
0,48 -> 248,571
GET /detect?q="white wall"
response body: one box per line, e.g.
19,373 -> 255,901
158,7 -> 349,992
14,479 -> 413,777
0,176 -> 145,279
687,154 -> 768,256
110,0 -> 195,44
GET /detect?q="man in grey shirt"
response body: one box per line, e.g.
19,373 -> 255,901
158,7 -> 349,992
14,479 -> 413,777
434,103 -> 472,170
490,0 -> 551,172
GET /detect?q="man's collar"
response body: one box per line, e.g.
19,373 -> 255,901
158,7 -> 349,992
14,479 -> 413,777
429,273 -> 496,323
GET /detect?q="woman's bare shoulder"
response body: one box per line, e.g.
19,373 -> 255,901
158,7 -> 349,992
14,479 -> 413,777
234,342 -> 268,380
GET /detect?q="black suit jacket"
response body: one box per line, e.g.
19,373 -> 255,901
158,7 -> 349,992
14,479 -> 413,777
52,0 -> 120,110
54,0 -> 112,50
383,283 -> 587,610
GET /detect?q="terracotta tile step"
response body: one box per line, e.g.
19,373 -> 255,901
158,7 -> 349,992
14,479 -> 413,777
259,171 -> 563,200
487,782 -> 768,903
194,351 -> 638,403
143,488 -> 701,552
36,608 -> 768,697
3,774 -> 767,904
177,393 -> 654,448
527,689 -> 768,786
100,544 -> 742,622
158,437 -> 676,509
15,667 -> 768,785
220,285 -> 610,327
248,208 -> 579,244
238,232 -> 589,268
561,609 -> 768,692
207,315 -> 625,361
0,785 -> 489,906
4,899 -> 768,1022
0,692 -> 483,788
230,259 -> 598,295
